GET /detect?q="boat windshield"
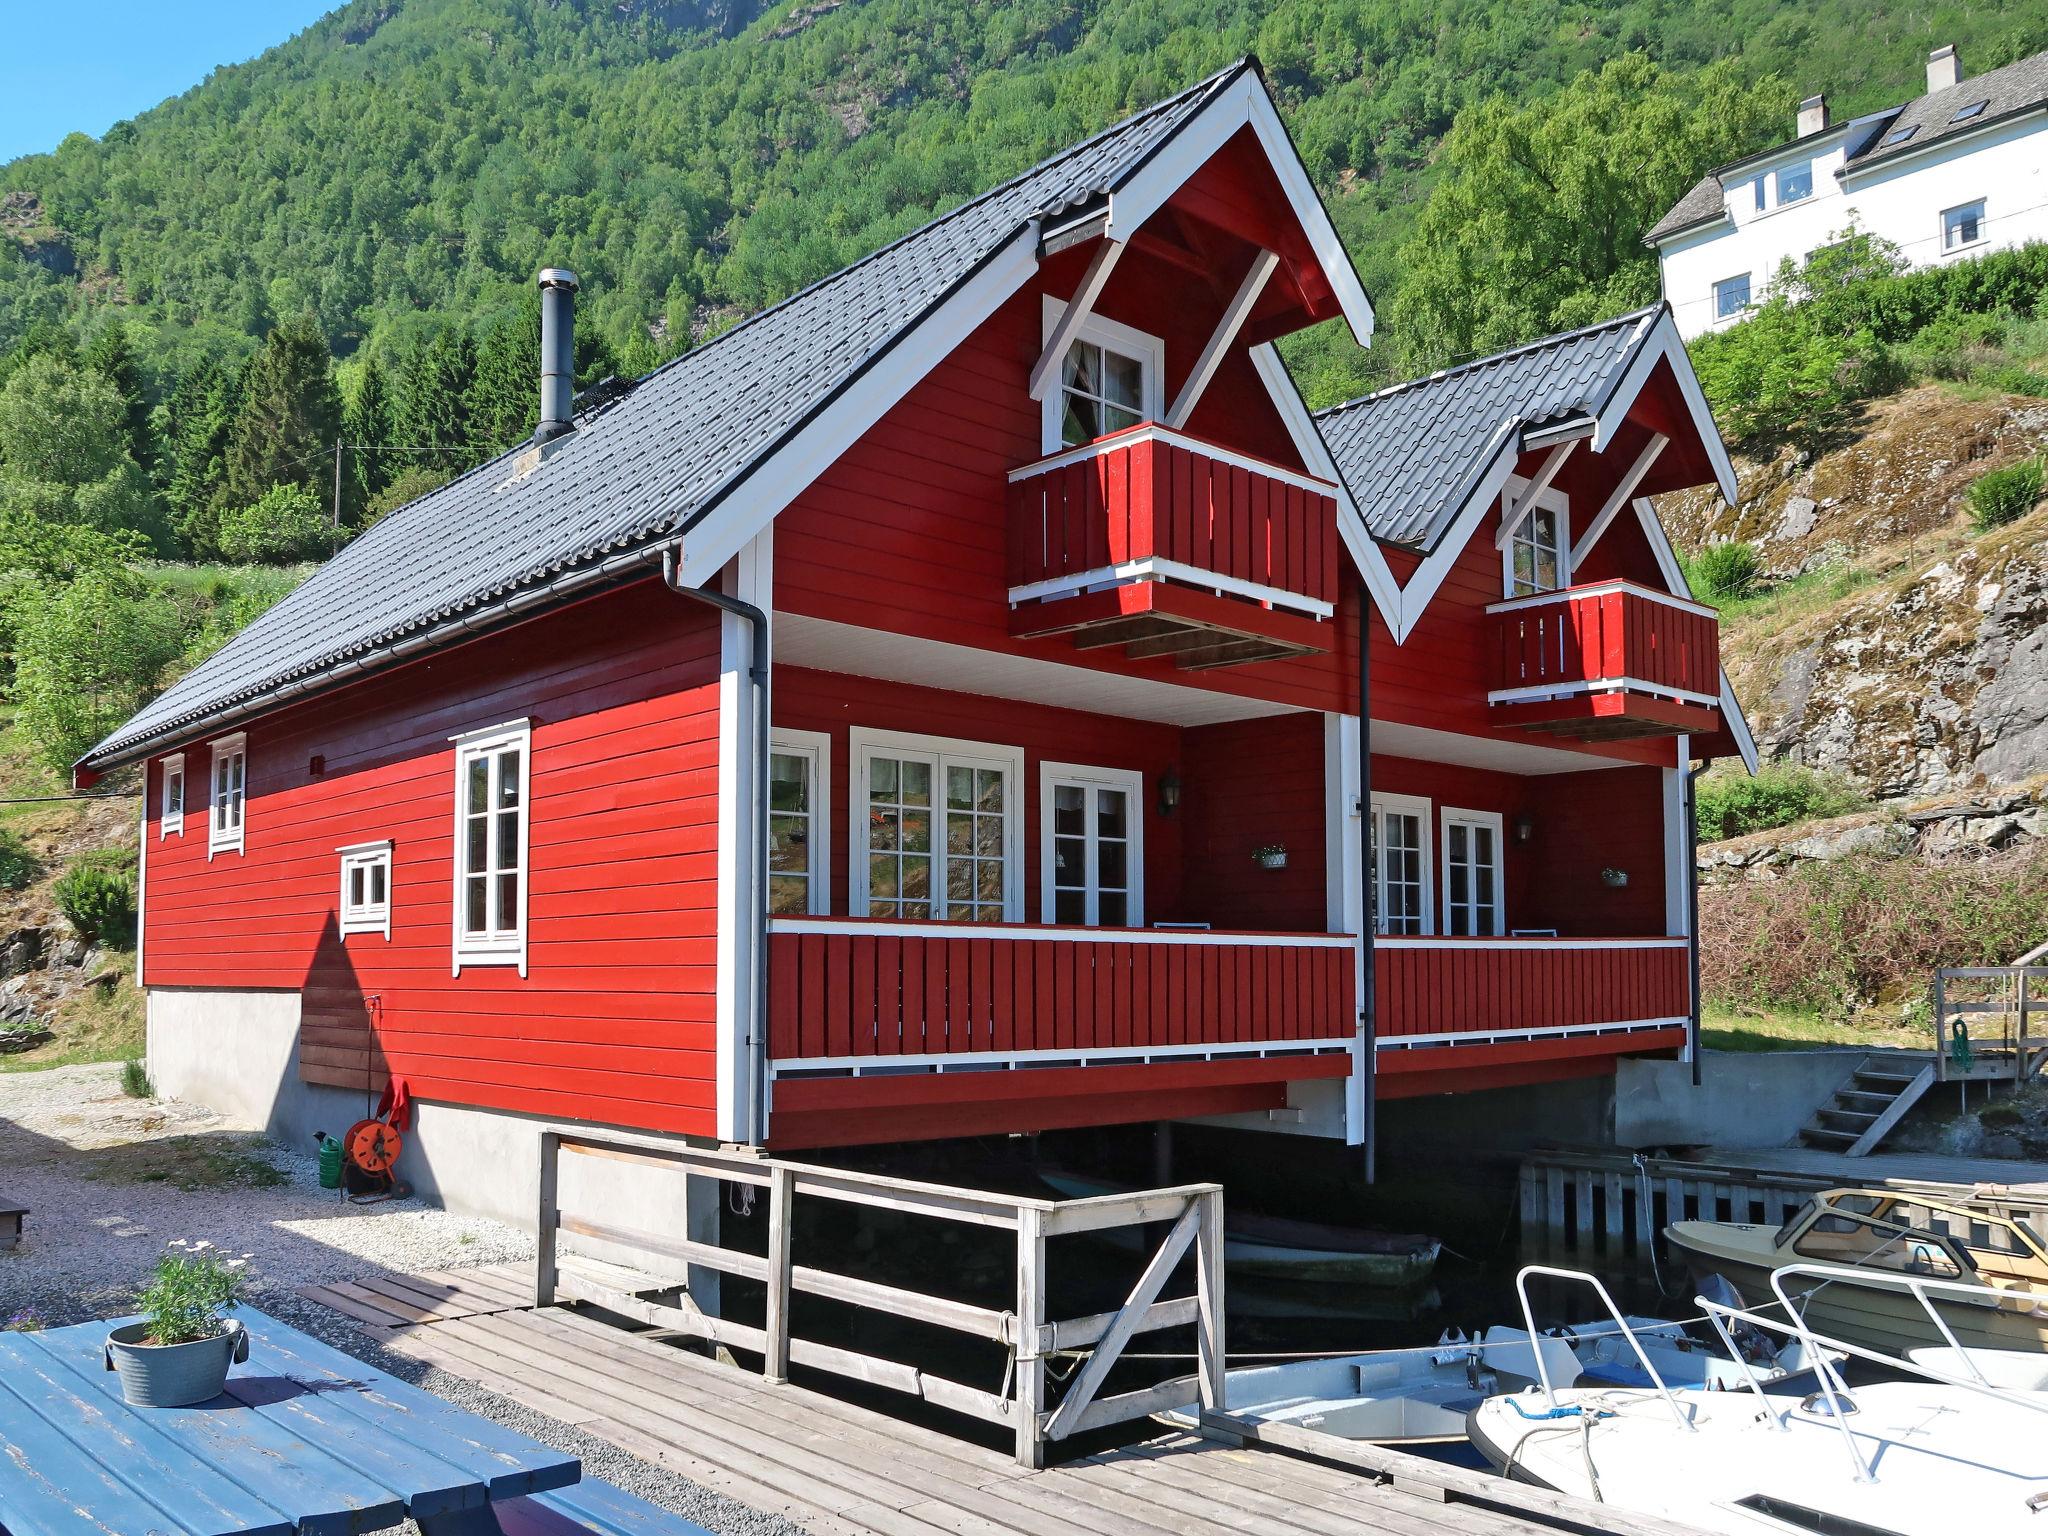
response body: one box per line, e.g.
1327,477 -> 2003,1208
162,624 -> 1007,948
1789,1205 -> 1970,1278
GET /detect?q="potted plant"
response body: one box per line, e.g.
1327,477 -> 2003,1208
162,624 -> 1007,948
104,1241 -> 251,1406
1253,842 -> 1288,870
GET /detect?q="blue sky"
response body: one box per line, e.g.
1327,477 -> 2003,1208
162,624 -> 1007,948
1,2 -> 333,162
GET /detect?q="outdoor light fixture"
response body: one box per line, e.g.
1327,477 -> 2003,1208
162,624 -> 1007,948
1601,866 -> 1630,888
1157,769 -> 1182,817
1512,813 -> 1535,844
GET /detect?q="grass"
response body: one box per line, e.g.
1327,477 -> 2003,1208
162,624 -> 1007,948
78,1133 -> 286,1192
1701,1002 -> 1930,1053
1711,559 -> 1887,630
0,970 -> 145,1073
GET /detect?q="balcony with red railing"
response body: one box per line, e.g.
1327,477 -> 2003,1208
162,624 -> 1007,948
1006,424 -> 1341,670
1486,580 -> 1723,742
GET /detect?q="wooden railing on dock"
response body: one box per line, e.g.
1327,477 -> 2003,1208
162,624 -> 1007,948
1933,956 -> 2048,1083
535,1128 -> 1223,1468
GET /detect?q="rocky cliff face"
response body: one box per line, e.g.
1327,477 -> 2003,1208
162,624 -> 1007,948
1659,386 -> 2048,801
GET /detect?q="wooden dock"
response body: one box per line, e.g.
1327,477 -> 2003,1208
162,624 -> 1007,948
311,1267 -> 1698,1536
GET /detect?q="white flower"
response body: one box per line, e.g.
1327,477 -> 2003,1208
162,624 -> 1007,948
191,1240 -> 214,1250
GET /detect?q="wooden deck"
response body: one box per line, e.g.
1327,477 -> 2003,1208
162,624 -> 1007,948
310,1264 -> 1694,1536
1702,1145 -> 2048,1196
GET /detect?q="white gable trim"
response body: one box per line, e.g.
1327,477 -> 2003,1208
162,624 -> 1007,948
1628,495 -> 1761,775
1104,70 -> 1375,347
1592,312 -> 1738,504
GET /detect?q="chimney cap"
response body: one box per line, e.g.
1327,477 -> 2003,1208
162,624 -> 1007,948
538,267 -> 580,291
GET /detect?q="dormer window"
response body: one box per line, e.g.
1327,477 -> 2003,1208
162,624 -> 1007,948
1776,162 -> 1813,204
1040,299 -> 1163,453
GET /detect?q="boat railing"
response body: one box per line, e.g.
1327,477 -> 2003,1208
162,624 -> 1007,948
1692,1261 -> 2048,1484
1513,1264 -> 1695,1430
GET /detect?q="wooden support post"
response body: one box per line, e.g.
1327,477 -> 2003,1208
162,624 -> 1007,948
763,1163 -> 794,1385
1015,1205 -> 1047,1469
535,1130 -> 560,1308
1196,1189 -> 1226,1413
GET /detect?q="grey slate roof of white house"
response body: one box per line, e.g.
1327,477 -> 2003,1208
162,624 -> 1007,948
1646,46 -> 2048,245
82,62 -> 1252,769
1311,305 -> 1663,552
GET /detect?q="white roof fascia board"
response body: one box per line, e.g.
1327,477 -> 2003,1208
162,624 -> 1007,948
1630,493 -> 1762,776
1720,669 -> 1761,775
1390,424 -> 1523,643
1595,313 -> 1739,504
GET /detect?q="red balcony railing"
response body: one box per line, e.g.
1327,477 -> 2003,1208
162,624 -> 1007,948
1375,937 -> 1690,1042
1007,425 -> 1340,616
767,918 -> 1356,1064
1486,581 -> 1722,741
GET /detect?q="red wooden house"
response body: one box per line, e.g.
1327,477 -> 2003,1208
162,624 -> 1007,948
83,62 -> 1755,1204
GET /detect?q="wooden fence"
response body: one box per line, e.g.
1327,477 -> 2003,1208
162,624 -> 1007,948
535,1129 -> 1223,1467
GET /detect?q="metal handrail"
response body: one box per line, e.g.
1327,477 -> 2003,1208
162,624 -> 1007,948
1513,1265 -> 1694,1431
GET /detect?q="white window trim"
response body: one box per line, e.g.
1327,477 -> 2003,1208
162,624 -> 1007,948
1439,808 -> 1506,938
769,728 -> 832,917
1038,760 -> 1145,927
207,733 -> 246,859
1712,273 -> 1752,322
160,753 -> 185,839
848,726 -> 1025,922
1773,162 -> 1814,206
1370,791 -> 1434,937
1499,478 -> 1571,599
1038,295 -> 1165,454
338,839 -> 394,940
1940,198 -> 1986,254
450,718 -> 532,976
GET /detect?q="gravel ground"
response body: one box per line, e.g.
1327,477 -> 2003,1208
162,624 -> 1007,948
0,1063 -> 810,1536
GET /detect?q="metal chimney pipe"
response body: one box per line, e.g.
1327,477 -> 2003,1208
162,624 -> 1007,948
536,267 -> 580,443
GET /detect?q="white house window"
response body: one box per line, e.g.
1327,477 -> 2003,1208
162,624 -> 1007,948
1504,490 -> 1569,598
1370,793 -> 1432,936
208,734 -> 245,857
1040,298 -> 1163,453
1441,810 -> 1504,938
339,841 -> 393,939
1040,762 -> 1143,927
1776,162 -> 1813,204
452,720 -> 530,972
1942,200 -> 1985,252
769,731 -> 830,916
1713,273 -> 1752,320
160,753 -> 185,838
851,728 -> 1022,922
1750,176 -> 1766,211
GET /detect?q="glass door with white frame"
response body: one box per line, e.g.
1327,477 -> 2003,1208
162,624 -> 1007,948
858,737 -> 1018,921
1442,811 -> 1503,936
1371,797 -> 1431,935
1045,767 -> 1141,926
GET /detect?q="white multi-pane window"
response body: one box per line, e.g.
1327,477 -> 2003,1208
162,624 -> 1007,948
1039,299 -> 1162,453
161,753 -> 185,838
1370,794 -> 1433,936
339,841 -> 393,939
1713,273 -> 1751,321
851,730 -> 1021,922
1041,763 -> 1143,927
1441,810 -> 1505,937
768,731 -> 830,916
1942,200 -> 1985,253
451,720 -> 530,972
1775,161 -> 1813,204
1504,493 -> 1569,598
208,734 -> 245,857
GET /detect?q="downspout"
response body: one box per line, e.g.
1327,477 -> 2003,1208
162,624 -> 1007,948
1686,760 -> 1708,1088
662,546 -> 772,1145
1358,583 -> 1377,1183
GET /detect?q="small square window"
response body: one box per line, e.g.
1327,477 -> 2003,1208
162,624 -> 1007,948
339,841 -> 393,939
1776,162 -> 1813,204
1951,100 -> 1987,124
161,754 -> 185,838
1714,273 -> 1752,320
1942,200 -> 1985,252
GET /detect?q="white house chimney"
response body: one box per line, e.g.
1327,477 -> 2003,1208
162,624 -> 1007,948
1927,44 -> 1962,93
1797,94 -> 1828,136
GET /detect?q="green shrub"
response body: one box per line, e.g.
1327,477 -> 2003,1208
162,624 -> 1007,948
1695,763 -> 1867,842
120,1058 -> 153,1098
1966,456 -> 2045,531
214,483 -> 332,564
0,829 -> 40,891
1979,1100 -> 2025,1130
54,853 -> 137,947
1684,540 -> 1761,604
8,564 -> 184,773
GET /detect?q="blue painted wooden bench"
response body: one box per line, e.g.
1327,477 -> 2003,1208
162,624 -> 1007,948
494,1477 -> 716,1536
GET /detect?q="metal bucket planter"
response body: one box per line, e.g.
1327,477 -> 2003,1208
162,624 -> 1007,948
103,1319 -> 247,1406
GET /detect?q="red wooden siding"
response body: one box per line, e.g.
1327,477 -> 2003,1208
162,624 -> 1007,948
1375,940 -> 1688,1038
1491,584 -> 1720,701
767,921 -> 1353,1060
142,579 -> 725,1137
1006,428 -> 1339,606
1180,712 -> 1329,932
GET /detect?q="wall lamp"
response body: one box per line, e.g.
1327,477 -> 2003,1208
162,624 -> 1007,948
1157,769 -> 1182,818
1512,813 -> 1535,844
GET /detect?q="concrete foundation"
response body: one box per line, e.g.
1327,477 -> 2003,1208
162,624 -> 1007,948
1614,1049 -> 1866,1149
146,988 -> 720,1286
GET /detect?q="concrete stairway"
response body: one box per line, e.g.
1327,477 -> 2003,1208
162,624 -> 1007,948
1796,1054 -> 1937,1156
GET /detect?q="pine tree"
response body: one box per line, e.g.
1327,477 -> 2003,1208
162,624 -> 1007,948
159,357 -> 246,557
341,354 -> 394,520
466,295 -> 540,455
223,315 -> 342,512
394,325 -> 476,467
84,321 -> 156,477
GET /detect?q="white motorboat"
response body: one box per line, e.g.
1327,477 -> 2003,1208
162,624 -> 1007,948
1467,1262 -> 2048,1536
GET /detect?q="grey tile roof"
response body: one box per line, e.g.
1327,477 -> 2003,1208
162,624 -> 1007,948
85,61 -> 1255,769
1645,173 -> 1734,244
1312,306 -> 1662,552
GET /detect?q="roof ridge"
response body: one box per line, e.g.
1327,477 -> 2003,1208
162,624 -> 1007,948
1314,303 -> 1664,420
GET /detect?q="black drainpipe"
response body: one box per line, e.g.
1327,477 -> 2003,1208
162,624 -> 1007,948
1358,583 -> 1377,1182
663,546 -> 772,1144
1686,759 -> 1708,1088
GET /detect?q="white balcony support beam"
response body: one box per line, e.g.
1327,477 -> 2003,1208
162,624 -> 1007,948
1165,249 -> 1279,429
1571,434 -> 1667,570
1029,239 -> 1126,402
1494,439 -> 1580,550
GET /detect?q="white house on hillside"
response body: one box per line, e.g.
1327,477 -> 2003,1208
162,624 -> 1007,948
1649,45 -> 2048,339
